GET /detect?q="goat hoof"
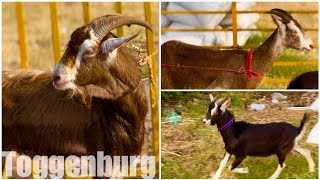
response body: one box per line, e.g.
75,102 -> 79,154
211,173 -> 220,179
309,167 -> 315,172
232,167 -> 249,173
242,167 -> 249,173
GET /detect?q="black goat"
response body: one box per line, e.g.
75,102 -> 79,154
203,95 -> 315,179
287,71 -> 318,89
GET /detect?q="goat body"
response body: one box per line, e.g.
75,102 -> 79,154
287,71 -> 318,89
203,96 -> 315,179
217,111 -> 306,158
3,47 -> 148,157
161,9 -> 314,89
161,40 -> 261,89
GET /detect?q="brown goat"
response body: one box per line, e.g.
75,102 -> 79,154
161,9 -> 314,89
3,15 -> 152,177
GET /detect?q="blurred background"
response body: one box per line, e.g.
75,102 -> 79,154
161,91 -> 318,179
161,2 -> 318,89
2,2 -> 159,72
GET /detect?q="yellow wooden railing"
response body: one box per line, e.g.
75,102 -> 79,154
15,2 -> 29,69
162,2 -> 318,84
12,2 -> 158,178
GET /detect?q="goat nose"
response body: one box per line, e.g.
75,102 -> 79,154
310,44 -> 314,49
53,74 -> 61,83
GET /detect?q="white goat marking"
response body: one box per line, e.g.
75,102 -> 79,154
287,21 -> 313,50
203,118 -> 211,126
294,145 -> 315,172
53,39 -> 97,90
212,152 -> 230,179
268,163 -> 286,179
211,103 -> 218,116
53,62 -> 76,90
228,166 -> 249,174
294,123 -> 306,145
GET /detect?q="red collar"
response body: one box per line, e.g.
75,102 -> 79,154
246,50 -> 264,80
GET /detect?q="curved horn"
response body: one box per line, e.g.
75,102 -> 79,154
266,9 -> 292,24
88,14 -> 153,40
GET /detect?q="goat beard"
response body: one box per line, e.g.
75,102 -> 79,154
65,86 -> 93,109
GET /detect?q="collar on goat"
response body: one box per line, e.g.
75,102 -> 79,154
161,49 -> 264,80
246,50 -> 264,80
218,118 -> 235,131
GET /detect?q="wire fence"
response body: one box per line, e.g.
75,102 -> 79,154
12,2 -> 158,178
161,2 -> 318,84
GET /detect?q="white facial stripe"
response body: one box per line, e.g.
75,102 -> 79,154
53,39 -> 97,90
71,39 -> 96,78
211,103 -> 218,115
287,21 -> 313,50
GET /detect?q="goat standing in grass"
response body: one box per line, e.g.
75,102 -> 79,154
162,9 -> 314,89
203,95 -> 315,179
3,15 -> 152,177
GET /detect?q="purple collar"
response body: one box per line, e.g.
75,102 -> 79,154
218,118 -> 235,131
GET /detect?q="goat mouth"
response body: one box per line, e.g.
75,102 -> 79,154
53,80 -> 75,90
203,121 -> 211,126
301,47 -> 313,52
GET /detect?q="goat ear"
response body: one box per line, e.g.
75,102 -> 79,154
220,98 -> 231,112
210,94 -> 215,102
102,32 -> 140,53
83,84 -> 116,100
271,15 -> 286,28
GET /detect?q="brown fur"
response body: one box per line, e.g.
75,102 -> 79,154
161,11 -> 311,89
3,41 -> 147,159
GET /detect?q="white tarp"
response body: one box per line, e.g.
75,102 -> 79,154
307,98 -> 318,144
161,2 -> 259,46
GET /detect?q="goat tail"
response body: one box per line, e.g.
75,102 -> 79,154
298,112 -> 311,133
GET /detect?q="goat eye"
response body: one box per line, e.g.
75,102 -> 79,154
83,49 -> 95,57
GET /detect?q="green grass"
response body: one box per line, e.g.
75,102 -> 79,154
161,92 -> 318,179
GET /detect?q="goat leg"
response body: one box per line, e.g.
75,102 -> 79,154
294,145 -> 315,172
212,152 -> 231,179
268,163 -> 286,179
228,156 -> 248,173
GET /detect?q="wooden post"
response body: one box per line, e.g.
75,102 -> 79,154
16,2 -> 29,69
115,2 -> 124,36
144,2 -> 159,176
83,2 -> 91,24
231,2 -> 238,48
49,2 -> 62,65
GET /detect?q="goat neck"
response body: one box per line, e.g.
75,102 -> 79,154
253,29 -> 287,73
216,110 -> 237,151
